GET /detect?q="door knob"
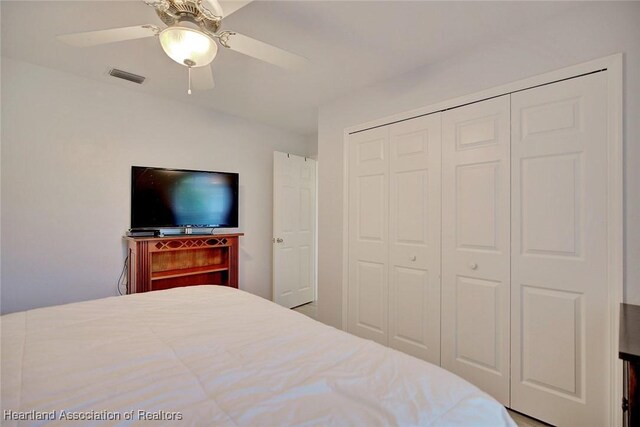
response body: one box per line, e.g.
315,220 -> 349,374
276,238 -> 284,243
410,255 -> 417,261
469,262 -> 478,270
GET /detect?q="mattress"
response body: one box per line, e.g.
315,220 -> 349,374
1,286 -> 515,426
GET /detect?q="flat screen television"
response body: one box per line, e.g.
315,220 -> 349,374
131,166 -> 239,230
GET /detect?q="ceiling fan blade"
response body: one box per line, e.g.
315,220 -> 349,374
218,1 -> 254,17
199,0 -> 225,18
223,32 -> 309,71
191,65 -> 215,90
57,25 -> 160,47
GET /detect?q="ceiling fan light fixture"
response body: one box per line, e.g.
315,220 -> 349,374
159,25 -> 217,67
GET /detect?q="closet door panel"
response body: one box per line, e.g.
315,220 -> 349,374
347,127 -> 389,345
442,96 -> 511,405
456,161 -> 500,250
388,114 -> 441,364
511,72 -> 608,427
455,276 -> 501,371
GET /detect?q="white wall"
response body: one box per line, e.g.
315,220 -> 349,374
317,2 -> 640,328
0,57 -> 313,314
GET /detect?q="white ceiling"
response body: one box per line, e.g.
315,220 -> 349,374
1,1 -> 580,136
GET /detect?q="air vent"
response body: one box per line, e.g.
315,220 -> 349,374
108,68 -> 146,84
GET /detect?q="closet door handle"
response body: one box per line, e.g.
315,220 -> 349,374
469,262 -> 478,270
410,255 -> 417,262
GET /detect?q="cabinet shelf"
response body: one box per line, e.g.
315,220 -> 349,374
152,265 -> 229,281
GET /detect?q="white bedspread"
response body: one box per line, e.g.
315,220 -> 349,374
1,286 -> 515,426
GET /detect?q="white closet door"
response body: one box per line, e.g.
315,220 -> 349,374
441,95 -> 511,405
347,127 -> 389,345
510,73 -> 609,426
388,114 -> 441,364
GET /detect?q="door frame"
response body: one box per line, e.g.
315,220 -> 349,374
341,54 -> 623,426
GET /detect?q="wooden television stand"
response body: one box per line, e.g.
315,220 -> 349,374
124,233 -> 243,294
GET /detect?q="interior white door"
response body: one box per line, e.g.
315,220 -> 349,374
441,95 -> 511,405
273,152 -> 316,308
510,72 -> 609,427
347,127 -> 389,345
388,114 -> 442,364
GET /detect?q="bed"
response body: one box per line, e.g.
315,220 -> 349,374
1,286 -> 515,426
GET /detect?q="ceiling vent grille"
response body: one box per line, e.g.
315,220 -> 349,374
108,68 -> 146,84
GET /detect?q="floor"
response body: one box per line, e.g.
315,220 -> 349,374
292,302 -> 550,427
507,410 -> 551,427
292,300 -> 317,319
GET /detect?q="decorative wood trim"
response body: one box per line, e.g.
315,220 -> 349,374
139,241 -> 150,293
150,237 -> 230,252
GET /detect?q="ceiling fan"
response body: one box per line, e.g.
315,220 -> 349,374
57,0 -> 309,94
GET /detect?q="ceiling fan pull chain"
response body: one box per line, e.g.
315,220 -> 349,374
184,59 -> 196,95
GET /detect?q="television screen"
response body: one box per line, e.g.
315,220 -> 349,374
131,166 -> 239,229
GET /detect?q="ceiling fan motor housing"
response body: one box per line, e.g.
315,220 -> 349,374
155,0 -> 221,35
